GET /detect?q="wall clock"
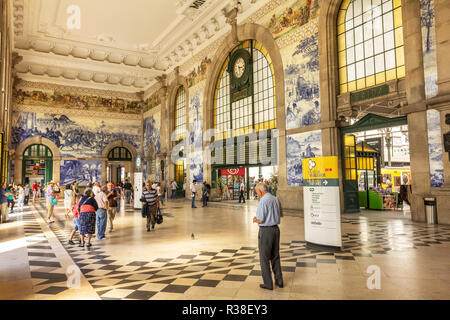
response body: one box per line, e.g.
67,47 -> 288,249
227,48 -> 253,103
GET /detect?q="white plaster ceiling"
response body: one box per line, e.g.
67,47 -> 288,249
12,0 -> 267,93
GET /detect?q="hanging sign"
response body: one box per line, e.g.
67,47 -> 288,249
136,154 -> 142,171
221,168 -> 245,176
303,156 -> 342,248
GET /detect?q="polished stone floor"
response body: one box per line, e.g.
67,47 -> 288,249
0,198 -> 449,300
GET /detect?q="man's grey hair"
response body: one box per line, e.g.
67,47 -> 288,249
255,182 -> 268,193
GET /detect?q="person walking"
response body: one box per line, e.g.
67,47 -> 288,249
156,182 -> 164,206
64,184 -> 74,218
124,180 -> 132,204
46,182 -> 56,223
0,184 -> 13,223
32,182 -> 38,204
6,185 -> 15,214
78,188 -> 98,247
201,182 -> 208,207
68,194 -> 82,245
92,182 -> 101,196
72,181 -> 79,195
24,184 -> 30,206
140,181 -> 160,232
239,180 -> 246,203
114,182 -> 122,214
106,182 -> 118,232
183,180 -> 187,197
17,185 -> 25,212
95,186 -> 108,240
190,180 -> 197,208
170,180 -> 178,200
253,182 -> 283,291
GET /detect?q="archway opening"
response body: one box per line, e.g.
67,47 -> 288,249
341,114 -> 411,217
211,39 -> 278,201
22,144 -> 53,185
106,146 -> 132,184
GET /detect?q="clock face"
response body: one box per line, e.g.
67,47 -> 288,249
233,57 -> 246,79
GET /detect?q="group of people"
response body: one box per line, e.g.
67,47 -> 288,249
218,178 -> 274,203
66,182 -> 123,247
188,180 -> 211,208
0,183 -> 34,222
1,177 -> 286,292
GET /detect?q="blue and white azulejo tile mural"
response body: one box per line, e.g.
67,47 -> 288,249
283,31 -> 321,130
12,111 -> 141,158
426,109 -> 444,187
60,160 -> 101,186
189,91 -> 203,149
286,130 -> 322,186
143,112 -> 161,156
189,151 -> 203,183
421,0 -> 438,99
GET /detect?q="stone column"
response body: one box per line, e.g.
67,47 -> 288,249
402,0 -> 430,222
53,157 -> 61,184
435,0 -> 450,95
101,159 -> 107,184
430,0 -> 450,224
14,155 -> 22,184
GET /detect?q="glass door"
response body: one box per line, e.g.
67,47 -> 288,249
175,160 -> 185,198
343,135 -> 359,213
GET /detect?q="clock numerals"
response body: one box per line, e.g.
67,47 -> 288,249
234,57 -> 246,79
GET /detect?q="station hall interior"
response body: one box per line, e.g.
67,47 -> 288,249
0,0 -> 449,300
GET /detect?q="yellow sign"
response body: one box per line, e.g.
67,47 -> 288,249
302,156 -> 339,180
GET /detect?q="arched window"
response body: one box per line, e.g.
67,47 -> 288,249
174,86 -> 186,141
23,144 -> 53,158
337,0 -> 405,94
214,40 -> 276,140
108,147 -> 132,161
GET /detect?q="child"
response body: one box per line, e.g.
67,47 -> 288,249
68,194 -> 82,245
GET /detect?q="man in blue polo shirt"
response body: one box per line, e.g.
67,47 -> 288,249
253,182 -> 283,291
0,184 -> 13,223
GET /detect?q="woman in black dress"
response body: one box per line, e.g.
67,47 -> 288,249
78,188 -> 98,247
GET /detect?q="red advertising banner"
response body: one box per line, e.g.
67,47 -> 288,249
221,168 -> 245,176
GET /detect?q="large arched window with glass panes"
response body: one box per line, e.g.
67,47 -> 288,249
174,86 -> 186,141
173,85 -> 186,190
214,40 -> 276,139
337,0 -> 405,93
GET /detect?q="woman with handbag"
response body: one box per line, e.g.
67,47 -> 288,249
78,188 -> 98,247
46,182 -> 57,223
140,181 -> 160,232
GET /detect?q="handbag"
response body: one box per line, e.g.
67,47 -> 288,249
50,197 -> 58,206
156,208 -> 163,224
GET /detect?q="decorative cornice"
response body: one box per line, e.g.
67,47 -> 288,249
14,79 -> 141,100
13,104 -> 142,120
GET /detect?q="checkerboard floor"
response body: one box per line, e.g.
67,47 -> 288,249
14,201 -> 450,299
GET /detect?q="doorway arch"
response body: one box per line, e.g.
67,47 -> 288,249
14,136 -> 61,185
22,144 -> 53,185
101,140 -> 137,185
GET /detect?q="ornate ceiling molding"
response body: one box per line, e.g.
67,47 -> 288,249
14,37 -> 164,70
15,79 -> 141,100
12,0 -> 268,94
13,104 -> 142,120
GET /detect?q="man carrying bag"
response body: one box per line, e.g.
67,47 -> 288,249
140,182 -> 160,232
